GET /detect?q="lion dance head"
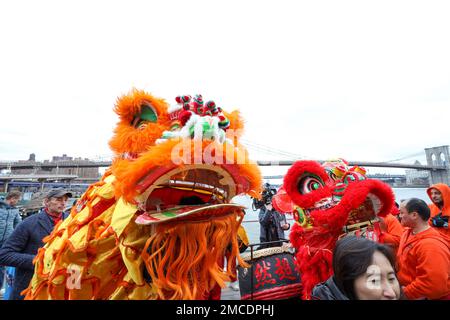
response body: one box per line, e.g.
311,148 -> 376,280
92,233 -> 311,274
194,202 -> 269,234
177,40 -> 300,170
272,158 -> 394,299
24,89 -> 262,300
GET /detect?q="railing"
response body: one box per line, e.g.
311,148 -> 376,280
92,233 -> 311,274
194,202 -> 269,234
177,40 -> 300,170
0,160 -> 447,171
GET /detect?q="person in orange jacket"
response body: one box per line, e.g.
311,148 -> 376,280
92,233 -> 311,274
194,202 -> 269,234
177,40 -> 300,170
379,203 -> 404,254
397,198 -> 450,300
427,183 -> 450,244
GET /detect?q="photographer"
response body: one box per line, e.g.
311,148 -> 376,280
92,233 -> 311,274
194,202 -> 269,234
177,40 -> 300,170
254,183 -> 290,250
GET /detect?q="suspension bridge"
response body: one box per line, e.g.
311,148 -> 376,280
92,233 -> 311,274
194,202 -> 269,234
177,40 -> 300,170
0,145 -> 449,185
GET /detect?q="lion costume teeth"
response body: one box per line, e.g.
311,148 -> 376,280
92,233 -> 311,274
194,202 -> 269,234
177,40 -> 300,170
24,89 -> 262,300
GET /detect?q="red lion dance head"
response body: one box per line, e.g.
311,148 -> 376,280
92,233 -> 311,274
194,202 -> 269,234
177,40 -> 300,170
272,159 -> 394,299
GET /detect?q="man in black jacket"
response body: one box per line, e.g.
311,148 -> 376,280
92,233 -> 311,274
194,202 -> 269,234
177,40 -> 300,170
258,203 -> 290,249
0,189 -> 71,300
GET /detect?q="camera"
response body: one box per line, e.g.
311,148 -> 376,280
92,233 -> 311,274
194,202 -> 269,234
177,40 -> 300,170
252,183 -> 277,211
431,213 -> 448,228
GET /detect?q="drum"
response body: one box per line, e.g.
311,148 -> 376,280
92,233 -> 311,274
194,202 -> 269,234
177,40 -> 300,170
237,245 -> 302,300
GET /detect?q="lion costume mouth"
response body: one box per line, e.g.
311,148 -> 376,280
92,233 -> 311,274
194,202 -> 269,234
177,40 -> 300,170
303,184 -> 390,231
134,165 -> 248,224
303,187 -> 386,226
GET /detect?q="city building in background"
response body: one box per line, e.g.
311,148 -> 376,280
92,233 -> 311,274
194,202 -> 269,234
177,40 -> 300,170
405,160 -> 430,186
0,153 -> 100,215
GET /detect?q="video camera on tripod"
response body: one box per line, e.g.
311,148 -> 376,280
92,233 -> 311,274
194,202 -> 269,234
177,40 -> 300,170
252,183 -> 277,211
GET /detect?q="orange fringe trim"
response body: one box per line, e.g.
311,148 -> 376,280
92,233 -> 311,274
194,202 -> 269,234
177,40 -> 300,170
142,210 -> 249,300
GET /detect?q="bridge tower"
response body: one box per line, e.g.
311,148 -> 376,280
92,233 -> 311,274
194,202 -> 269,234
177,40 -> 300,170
424,145 -> 450,185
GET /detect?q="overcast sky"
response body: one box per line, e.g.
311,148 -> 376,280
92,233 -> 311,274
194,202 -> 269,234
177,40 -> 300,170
1,0 -> 449,175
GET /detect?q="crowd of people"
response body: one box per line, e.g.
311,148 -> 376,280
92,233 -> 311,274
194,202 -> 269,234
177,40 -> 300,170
0,183 -> 449,300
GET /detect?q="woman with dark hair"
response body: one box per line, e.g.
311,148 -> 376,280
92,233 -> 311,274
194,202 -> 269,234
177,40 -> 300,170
312,236 -> 402,300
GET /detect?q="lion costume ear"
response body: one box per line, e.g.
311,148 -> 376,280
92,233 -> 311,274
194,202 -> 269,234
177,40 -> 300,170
113,88 -> 168,123
108,89 -> 170,155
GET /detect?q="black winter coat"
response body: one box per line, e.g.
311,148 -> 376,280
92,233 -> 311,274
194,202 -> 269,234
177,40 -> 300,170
311,276 -> 350,300
258,206 -> 288,249
0,210 -> 68,300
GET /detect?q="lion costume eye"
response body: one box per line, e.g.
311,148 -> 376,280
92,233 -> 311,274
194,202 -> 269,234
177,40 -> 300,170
297,174 -> 325,195
132,104 -> 158,129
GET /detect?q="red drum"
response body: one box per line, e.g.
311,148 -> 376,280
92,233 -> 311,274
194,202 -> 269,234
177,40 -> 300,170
237,245 -> 302,300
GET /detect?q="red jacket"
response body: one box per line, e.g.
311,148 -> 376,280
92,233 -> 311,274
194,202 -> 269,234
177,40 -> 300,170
427,183 -> 450,244
397,227 -> 450,300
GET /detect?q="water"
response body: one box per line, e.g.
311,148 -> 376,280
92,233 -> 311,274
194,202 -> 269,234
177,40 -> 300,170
234,187 -> 430,245
391,187 -> 430,203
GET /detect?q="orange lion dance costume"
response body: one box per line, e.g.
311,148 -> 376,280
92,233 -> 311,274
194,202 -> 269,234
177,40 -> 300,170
272,159 -> 395,299
24,89 -> 262,300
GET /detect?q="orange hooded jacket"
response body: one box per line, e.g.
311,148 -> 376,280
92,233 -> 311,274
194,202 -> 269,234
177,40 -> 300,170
379,214 -> 404,253
397,227 -> 450,300
427,183 -> 450,244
